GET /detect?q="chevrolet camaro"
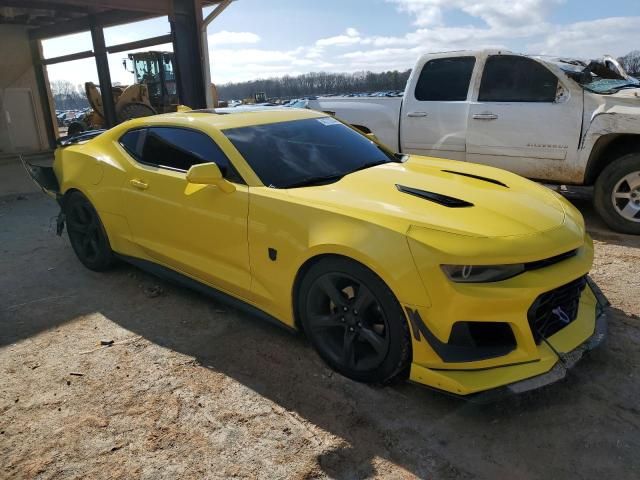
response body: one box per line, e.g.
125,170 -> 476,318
25,108 -> 607,398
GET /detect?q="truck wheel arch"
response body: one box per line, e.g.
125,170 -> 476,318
585,133 -> 640,185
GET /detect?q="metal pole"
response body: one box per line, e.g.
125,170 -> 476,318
29,38 -> 57,148
171,0 -> 207,109
202,0 -> 233,107
90,17 -> 117,128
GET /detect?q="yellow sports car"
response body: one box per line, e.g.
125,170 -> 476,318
26,108 -> 607,398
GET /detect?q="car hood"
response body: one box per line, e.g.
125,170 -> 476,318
287,156 -> 572,238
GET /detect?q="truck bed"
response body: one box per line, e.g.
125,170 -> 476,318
308,96 -> 402,151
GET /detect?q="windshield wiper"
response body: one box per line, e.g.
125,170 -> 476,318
281,173 -> 345,189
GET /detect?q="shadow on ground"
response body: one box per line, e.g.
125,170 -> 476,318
2,192 -> 639,479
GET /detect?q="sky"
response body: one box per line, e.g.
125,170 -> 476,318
43,0 -> 640,87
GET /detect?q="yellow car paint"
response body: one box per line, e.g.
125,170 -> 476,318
49,108 -> 603,396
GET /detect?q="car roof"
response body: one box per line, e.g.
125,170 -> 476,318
123,107 -> 326,131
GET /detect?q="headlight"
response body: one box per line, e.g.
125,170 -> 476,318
441,264 -> 525,283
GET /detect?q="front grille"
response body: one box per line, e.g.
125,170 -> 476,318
528,276 -> 587,344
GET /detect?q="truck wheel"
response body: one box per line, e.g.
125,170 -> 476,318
116,102 -> 156,123
67,121 -> 85,137
594,153 -> 640,234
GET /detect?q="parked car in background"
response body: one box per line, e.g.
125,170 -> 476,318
308,50 -> 640,234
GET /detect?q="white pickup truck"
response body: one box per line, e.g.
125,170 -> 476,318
307,50 -> 640,234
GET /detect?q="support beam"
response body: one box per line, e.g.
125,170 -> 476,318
44,0 -> 171,14
42,50 -> 94,65
90,18 -> 117,128
202,0 -> 233,107
106,34 -> 173,54
29,9 -> 155,40
29,39 -> 57,149
170,0 -> 207,110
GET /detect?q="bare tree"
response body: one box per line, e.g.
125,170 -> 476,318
618,51 -> 640,76
50,80 -> 89,110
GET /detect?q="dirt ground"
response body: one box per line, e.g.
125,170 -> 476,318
1,167 -> 639,479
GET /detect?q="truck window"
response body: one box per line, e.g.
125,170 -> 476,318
414,57 -> 476,101
479,55 -> 558,102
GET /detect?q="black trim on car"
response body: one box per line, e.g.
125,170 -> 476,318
396,184 -> 474,208
405,308 -> 516,362
524,249 -> 577,271
441,170 -> 509,188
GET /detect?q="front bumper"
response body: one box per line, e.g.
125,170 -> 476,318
408,276 -> 608,398
472,299 -> 607,403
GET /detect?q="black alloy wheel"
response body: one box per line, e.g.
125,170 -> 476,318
299,258 -> 411,383
65,192 -> 115,271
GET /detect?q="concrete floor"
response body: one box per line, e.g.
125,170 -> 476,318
1,158 -> 639,479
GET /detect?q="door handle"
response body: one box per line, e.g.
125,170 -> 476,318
130,179 -> 149,190
407,111 -> 428,117
472,113 -> 498,120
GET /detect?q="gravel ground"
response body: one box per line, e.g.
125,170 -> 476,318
1,186 -> 639,480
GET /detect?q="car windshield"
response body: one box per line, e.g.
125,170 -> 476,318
579,77 -> 639,94
223,117 -> 397,188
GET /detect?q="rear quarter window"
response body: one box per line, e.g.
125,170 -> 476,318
119,129 -> 144,158
414,57 -> 476,101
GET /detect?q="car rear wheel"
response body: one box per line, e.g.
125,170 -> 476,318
64,192 -> 115,271
594,153 -> 640,235
298,257 -> 411,384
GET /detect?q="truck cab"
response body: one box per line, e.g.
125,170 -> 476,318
309,50 -> 640,234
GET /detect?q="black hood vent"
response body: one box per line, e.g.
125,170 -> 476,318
442,170 -> 508,188
396,184 -> 473,208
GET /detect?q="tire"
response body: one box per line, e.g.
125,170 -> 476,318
67,121 -> 85,137
64,192 -> 115,271
297,257 -> 411,384
594,153 -> 640,235
116,102 -> 156,123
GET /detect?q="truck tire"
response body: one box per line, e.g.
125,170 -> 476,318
67,121 -> 86,137
116,102 -> 156,123
594,153 -> 640,235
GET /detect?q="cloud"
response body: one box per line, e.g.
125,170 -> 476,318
316,27 -> 362,47
210,11 -> 640,84
208,30 -> 261,46
386,0 -> 564,27
527,17 -> 640,57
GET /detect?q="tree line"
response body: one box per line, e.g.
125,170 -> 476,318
217,70 -> 412,101
50,50 -> 639,108
50,80 -> 89,111
619,50 -> 640,76
219,50 -> 640,101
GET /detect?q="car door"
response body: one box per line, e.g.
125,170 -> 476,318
400,55 -> 477,160
466,54 -> 582,181
119,126 -> 251,298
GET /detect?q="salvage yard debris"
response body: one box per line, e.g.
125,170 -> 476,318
79,336 -> 142,355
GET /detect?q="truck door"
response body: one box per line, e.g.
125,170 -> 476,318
466,54 -> 582,182
400,56 -> 476,160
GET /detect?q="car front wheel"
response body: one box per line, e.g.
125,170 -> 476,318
298,257 -> 411,384
594,153 -> 640,235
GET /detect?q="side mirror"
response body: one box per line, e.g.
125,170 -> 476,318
186,163 -> 236,193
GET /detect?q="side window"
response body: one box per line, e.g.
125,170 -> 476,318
478,55 -> 558,102
119,129 -> 145,159
137,127 -> 242,183
414,57 -> 476,101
